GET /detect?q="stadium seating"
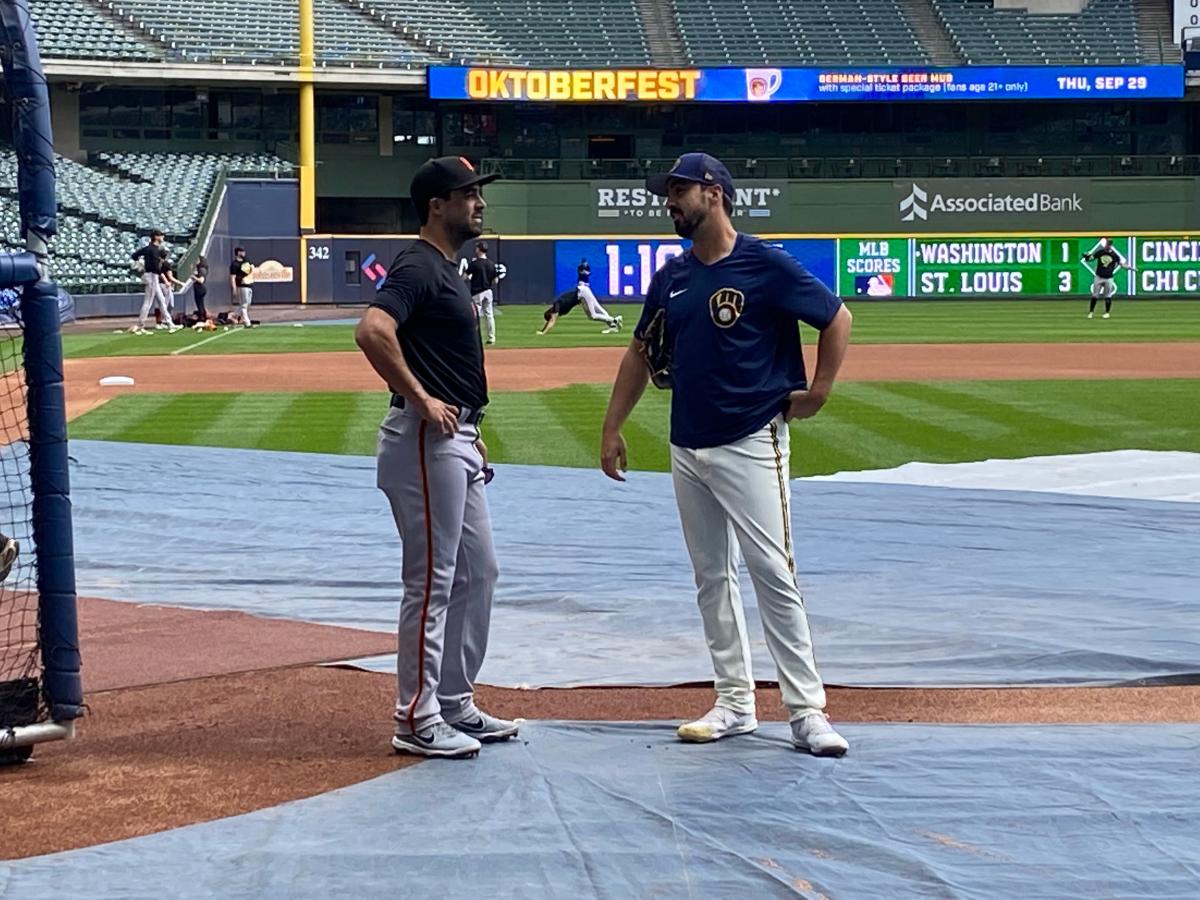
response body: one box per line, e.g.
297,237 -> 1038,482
28,0 -> 162,62
469,0 -> 652,65
0,148 -> 292,292
932,0 -> 1142,65
675,0 -> 929,65
92,0 -> 435,67
31,0 -> 1176,67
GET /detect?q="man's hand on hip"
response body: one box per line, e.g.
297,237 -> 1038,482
785,388 -> 828,422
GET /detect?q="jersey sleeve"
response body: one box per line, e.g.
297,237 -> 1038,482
768,247 -> 843,330
633,267 -> 666,341
370,255 -> 423,326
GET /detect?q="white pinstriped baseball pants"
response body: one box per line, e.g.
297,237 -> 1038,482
670,415 -> 827,720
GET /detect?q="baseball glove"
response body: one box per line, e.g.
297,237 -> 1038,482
638,307 -> 672,390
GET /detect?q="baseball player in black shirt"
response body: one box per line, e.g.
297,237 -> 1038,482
464,240 -> 504,344
356,156 -> 518,759
129,230 -> 178,334
1082,238 -> 1133,319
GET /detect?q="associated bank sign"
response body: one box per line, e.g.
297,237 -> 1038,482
595,181 -> 785,221
897,180 -> 1087,225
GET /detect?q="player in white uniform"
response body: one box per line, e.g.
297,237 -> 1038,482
575,259 -> 623,333
600,153 -> 853,756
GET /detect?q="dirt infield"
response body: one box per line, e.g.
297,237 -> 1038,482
63,341 -> 1200,421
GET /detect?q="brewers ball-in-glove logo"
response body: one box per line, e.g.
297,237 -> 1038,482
709,287 -> 744,328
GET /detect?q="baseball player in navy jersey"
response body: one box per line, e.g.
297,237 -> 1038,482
355,156 -> 518,759
601,153 -> 854,756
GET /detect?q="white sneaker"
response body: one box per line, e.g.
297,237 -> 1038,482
1087,312 -> 1094,319
392,723 -> 482,759
448,710 -> 521,743
1102,312 -> 1110,319
600,326 -> 618,334
790,713 -> 849,757
167,325 -> 182,333
486,337 -> 496,345
677,706 -> 758,743
155,323 -> 169,330
614,315 -> 623,330
128,326 -> 146,335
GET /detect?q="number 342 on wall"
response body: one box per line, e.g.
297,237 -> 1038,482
308,245 -> 331,260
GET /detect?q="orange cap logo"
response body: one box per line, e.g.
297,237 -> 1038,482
459,157 -> 475,171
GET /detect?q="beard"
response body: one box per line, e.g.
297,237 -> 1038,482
448,214 -> 484,248
670,206 -> 705,239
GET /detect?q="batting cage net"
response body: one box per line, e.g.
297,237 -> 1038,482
0,300 -> 40,743
0,0 -> 82,763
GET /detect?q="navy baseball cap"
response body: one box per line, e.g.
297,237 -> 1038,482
646,153 -> 735,201
410,156 -> 499,209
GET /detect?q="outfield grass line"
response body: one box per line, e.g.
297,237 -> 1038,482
484,391 -> 595,469
171,327 -> 237,355
944,381 -> 1138,441
847,382 -> 1012,442
823,390 -> 994,461
189,393 -> 295,450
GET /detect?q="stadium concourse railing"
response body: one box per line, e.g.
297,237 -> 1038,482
482,155 -> 1200,180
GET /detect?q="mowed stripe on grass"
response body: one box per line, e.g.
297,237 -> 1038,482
58,300 -> 1200,361
68,379 -> 1200,476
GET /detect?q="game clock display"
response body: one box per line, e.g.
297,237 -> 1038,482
553,239 -> 836,298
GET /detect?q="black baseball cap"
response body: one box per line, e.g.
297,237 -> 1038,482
410,156 -> 499,209
646,153 -> 735,201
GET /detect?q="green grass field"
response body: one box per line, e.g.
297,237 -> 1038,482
60,300 -> 1200,361
68,379 -> 1200,476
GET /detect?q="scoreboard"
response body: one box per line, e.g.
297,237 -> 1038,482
549,235 -> 1200,301
834,235 -> 1200,298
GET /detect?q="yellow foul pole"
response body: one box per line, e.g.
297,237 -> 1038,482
299,0 -> 316,237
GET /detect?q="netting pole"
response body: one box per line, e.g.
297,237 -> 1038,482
1,0 -> 82,724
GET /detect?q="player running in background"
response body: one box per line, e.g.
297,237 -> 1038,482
1082,238 -> 1133,319
537,284 -> 623,336
572,258 -> 623,333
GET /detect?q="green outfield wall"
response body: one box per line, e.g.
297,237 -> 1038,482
481,177 -> 1200,235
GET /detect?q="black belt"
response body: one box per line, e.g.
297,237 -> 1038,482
391,395 -> 486,426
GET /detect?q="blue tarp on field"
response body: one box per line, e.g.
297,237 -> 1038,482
67,440 -> 1200,687
4,722 -> 1200,899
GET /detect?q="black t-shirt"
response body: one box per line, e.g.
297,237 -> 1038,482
132,243 -> 162,274
466,257 -> 498,295
371,239 -> 488,410
1085,244 -> 1125,279
552,288 -> 581,316
577,262 -> 590,285
194,263 -> 208,297
230,257 -> 254,287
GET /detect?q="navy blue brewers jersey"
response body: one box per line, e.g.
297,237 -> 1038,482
634,234 -> 842,450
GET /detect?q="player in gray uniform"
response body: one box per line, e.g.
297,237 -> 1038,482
355,156 -> 519,759
1082,237 -> 1132,319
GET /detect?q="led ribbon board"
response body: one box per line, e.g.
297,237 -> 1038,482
428,65 -> 1184,102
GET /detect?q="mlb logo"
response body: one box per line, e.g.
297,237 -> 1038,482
854,273 -> 894,296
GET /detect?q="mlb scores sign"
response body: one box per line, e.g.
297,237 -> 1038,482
896,180 -> 1089,228
596,182 -> 784,221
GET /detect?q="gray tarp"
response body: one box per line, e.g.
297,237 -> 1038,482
4,722 -> 1199,898
69,440 -> 1200,687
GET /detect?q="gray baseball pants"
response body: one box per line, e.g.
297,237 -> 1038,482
377,405 -> 498,735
